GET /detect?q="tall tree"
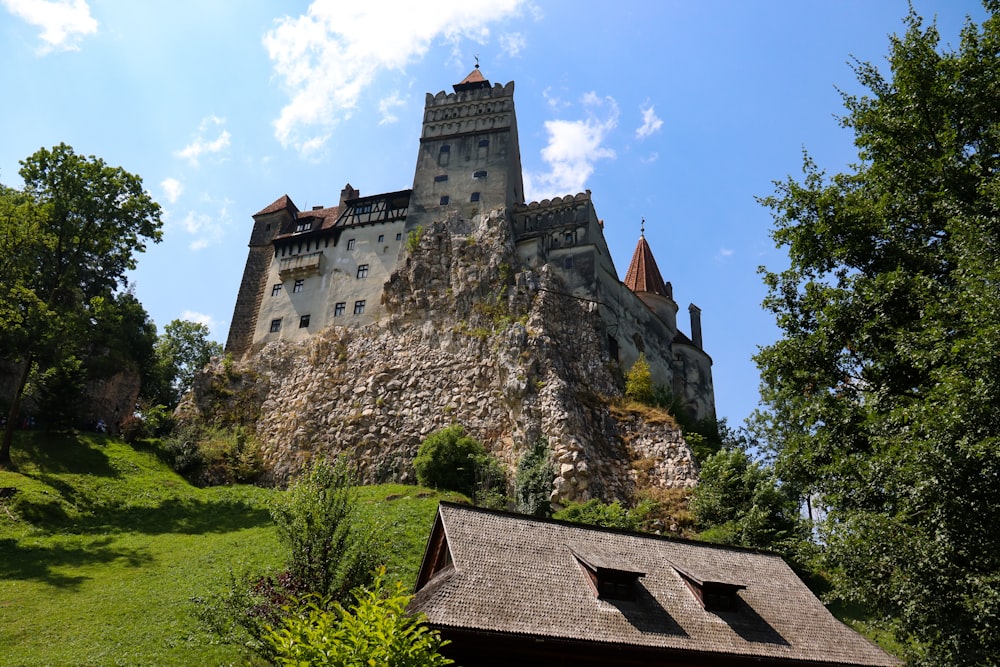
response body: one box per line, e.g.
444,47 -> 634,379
0,144 -> 162,466
146,319 -> 223,409
755,6 -> 1000,665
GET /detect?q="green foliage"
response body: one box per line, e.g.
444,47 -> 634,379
162,423 -> 262,485
406,225 -> 424,252
624,353 -> 654,404
414,424 -> 492,498
271,458 -> 385,604
146,319 -> 223,409
514,437 -> 554,516
553,498 -> 641,531
0,144 -> 162,465
690,449 -> 808,558
754,8 -> 1000,664
265,568 -> 453,667
118,414 -> 149,444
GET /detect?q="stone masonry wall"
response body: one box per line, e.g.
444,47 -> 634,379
184,207 -> 698,502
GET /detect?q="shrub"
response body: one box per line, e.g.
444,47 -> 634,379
265,567 -> 453,667
553,499 -> 640,531
624,353 -> 654,404
515,437 -> 554,517
161,423 -> 262,485
413,425 -> 488,497
118,414 -> 148,444
271,458 -> 385,604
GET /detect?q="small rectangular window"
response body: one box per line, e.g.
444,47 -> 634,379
354,300 -> 366,315
440,196 -> 449,205
271,283 -> 282,296
295,221 -> 312,232
470,192 -> 480,202
473,170 -> 487,178
396,233 -> 402,241
334,302 -> 345,317
293,279 -> 304,293
269,318 -> 282,333
434,174 -> 448,182
564,256 -> 574,269
347,238 -> 356,250
378,234 -> 385,243
564,231 -> 574,244
357,264 -> 369,279
478,139 -> 489,147
439,145 -> 450,153
299,314 -> 310,328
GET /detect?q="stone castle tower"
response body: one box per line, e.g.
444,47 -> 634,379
225,67 -> 715,424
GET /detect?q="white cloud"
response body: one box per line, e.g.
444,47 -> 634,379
175,116 -> 231,166
717,247 -> 734,261
172,197 -> 233,251
635,101 -> 663,140
377,92 -> 405,125
263,0 -> 526,155
524,93 -> 619,202
160,177 -> 183,204
640,152 -> 659,164
499,32 -> 525,57
180,310 -> 217,333
2,0 -> 97,53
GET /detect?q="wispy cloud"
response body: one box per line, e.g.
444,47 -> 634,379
160,177 -> 183,204
175,116 -> 231,166
180,310 -> 218,333
525,92 -> 620,202
262,0 -> 527,156
2,0 -> 97,53
499,32 -> 525,57
635,101 -> 663,140
377,92 -> 405,125
171,197 -> 233,251
717,247 -> 734,261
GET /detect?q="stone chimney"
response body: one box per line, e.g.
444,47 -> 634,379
340,183 -> 359,208
689,304 -> 703,350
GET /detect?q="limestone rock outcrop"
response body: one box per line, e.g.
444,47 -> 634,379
181,209 -> 698,502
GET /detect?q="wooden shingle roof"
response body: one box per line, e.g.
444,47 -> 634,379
410,503 -> 899,667
623,233 -> 670,298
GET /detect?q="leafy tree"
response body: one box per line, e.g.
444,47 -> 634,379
0,144 -> 161,465
690,449 -> 807,557
265,568 -> 453,667
145,319 -> 223,409
514,437 -> 554,516
755,7 -> 1000,664
413,424 -> 494,498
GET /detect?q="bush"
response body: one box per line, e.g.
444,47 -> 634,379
271,458 -> 384,604
553,499 -> 640,531
265,567 -> 453,667
118,414 -> 148,444
161,423 -> 262,485
414,424 -> 489,497
624,353 -> 654,404
515,437 -> 554,517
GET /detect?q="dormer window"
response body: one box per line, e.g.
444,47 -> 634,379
295,221 -> 312,232
571,548 -> 644,602
671,564 -> 746,612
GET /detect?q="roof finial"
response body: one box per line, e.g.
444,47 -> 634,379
640,217 -> 645,237
475,53 -> 480,69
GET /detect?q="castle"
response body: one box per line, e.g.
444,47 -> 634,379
225,67 -> 715,423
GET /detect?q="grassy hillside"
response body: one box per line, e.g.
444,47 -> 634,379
0,432 -> 459,666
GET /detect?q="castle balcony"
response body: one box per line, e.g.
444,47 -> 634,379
279,251 -> 323,280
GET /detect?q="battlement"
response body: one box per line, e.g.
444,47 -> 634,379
424,80 -> 515,108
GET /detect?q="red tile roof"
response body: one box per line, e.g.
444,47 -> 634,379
624,234 -> 669,297
253,194 -> 298,217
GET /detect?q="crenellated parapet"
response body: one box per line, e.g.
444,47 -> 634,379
420,82 -> 516,142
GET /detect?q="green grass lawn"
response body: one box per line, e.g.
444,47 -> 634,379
0,432 -> 460,666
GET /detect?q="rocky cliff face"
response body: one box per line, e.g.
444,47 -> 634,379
182,209 -> 697,503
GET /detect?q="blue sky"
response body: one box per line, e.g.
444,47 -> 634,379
0,0 -> 988,429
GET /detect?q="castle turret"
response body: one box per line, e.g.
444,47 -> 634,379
225,194 -> 298,355
623,226 -> 678,335
407,66 -> 524,226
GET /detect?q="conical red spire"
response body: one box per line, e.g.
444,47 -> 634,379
623,224 -> 669,298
